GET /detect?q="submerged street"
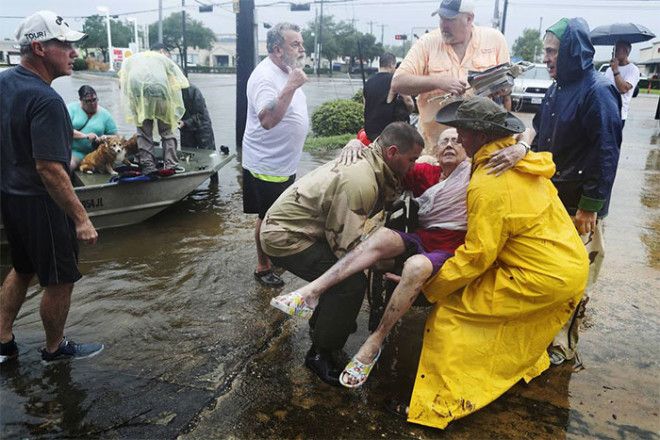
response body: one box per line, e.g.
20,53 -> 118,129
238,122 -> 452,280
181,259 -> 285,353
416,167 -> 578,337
1,73 -> 658,439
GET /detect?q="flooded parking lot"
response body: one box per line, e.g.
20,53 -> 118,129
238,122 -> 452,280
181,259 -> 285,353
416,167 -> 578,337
1,73 -> 658,439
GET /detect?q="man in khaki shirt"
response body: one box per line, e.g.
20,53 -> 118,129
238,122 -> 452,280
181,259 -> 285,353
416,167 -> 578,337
392,0 -> 512,153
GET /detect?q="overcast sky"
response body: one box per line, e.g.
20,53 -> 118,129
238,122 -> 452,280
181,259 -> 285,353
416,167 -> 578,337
2,0 -> 659,61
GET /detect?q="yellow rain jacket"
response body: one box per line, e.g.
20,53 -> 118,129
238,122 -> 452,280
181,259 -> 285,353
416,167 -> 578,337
119,51 -> 189,128
409,137 -> 589,429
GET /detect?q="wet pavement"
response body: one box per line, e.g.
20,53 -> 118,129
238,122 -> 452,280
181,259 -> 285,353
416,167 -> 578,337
0,74 -> 658,439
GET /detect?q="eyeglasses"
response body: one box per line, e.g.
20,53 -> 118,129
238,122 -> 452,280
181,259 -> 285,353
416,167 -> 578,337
438,138 -> 459,145
288,42 -> 304,50
82,97 -> 98,104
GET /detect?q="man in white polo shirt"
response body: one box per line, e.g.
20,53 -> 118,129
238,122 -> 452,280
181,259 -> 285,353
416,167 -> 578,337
242,22 -> 308,287
604,40 -> 640,128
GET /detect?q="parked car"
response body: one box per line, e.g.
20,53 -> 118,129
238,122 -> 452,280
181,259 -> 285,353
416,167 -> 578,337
511,63 -> 554,111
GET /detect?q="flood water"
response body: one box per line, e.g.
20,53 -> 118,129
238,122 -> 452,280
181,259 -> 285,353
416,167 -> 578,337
0,73 -> 658,439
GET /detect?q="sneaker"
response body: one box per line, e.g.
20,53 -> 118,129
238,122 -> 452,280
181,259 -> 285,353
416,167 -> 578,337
41,337 -> 104,362
0,335 -> 19,364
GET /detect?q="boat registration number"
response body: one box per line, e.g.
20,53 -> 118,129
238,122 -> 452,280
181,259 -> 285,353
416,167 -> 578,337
81,197 -> 104,209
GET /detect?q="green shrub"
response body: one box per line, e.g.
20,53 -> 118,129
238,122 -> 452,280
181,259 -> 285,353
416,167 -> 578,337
311,99 -> 364,137
352,88 -> 363,102
73,58 -> 88,71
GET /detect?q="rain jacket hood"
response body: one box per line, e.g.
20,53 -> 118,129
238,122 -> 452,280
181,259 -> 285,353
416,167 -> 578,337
555,18 -> 595,85
473,136 -> 556,180
119,51 -> 189,128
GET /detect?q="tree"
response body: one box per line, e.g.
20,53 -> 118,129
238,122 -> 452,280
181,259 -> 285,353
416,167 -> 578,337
148,12 -> 215,63
301,15 -> 383,71
79,15 -> 134,60
512,28 -> 543,62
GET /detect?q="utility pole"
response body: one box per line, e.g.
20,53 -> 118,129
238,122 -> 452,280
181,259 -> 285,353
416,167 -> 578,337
313,5 -> 318,75
158,0 -> 163,43
317,0 -> 324,76
492,0 -> 500,29
535,16 -> 543,62
501,0 -> 509,36
236,0 -> 256,149
181,0 -> 188,76
379,24 -> 386,46
367,20 -> 376,36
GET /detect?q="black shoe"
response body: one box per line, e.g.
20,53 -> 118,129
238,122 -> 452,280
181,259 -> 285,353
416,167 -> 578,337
0,335 -> 18,364
41,337 -> 104,362
254,269 -> 284,287
304,347 -> 342,387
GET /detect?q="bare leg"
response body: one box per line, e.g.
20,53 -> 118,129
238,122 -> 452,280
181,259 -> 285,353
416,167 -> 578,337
255,217 -> 272,273
294,228 -> 406,307
0,270 -> 33,343
349,254 -> 433,375
40,283 -> 74,353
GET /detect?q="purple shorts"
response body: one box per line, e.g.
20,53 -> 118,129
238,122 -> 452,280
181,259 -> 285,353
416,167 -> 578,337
394,230 -> 453,275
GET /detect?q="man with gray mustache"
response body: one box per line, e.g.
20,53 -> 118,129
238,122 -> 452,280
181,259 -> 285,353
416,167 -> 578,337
242,23 -> 309,288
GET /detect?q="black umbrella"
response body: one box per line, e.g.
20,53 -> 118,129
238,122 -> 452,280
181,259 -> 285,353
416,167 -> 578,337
590,23 -> 656,46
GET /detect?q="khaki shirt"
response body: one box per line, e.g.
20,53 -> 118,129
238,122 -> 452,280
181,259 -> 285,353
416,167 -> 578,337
394,26 -> 510,151
260,146 -> 400,258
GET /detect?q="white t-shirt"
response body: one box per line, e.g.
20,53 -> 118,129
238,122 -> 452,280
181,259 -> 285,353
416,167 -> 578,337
242,57 -> 309,176
605,63 -> 640,120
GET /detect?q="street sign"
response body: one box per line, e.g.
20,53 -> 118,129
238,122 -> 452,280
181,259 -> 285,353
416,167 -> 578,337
394,34 -> 408,40
290,3 -> 311,11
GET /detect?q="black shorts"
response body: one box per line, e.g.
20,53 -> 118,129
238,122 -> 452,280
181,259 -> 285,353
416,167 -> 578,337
1,192 -> 81,286
242,168 -> 295,219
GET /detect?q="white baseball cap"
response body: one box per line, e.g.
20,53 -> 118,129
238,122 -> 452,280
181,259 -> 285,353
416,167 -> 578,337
431,0 -> 475,18
15,10 -> 87,45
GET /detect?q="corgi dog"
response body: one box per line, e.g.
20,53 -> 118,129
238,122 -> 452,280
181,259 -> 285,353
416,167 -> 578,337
79,135 -> 124,175
119,134 -> 139,166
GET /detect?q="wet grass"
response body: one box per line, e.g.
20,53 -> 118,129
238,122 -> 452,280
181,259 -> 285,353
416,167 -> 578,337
304,133 -> 355,151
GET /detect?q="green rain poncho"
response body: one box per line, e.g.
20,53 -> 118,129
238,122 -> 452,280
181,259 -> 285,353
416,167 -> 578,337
119,51 -> 189,128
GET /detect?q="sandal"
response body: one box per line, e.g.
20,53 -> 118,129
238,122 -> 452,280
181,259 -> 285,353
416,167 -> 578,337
270,291 -> 314,319
339,348 -> 382,388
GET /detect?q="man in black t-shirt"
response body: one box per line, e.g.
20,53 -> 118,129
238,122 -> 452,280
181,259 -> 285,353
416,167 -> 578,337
363,52 -> 414,141
0,10 -> 103,364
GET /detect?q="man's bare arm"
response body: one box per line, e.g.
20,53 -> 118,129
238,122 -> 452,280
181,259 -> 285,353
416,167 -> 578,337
35,160 -> 97,244
391,71 -> 467,96
258,67 -> 307,130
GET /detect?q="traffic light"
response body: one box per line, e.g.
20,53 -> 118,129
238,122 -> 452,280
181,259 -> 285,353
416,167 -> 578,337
394,34 -> 408,40
290,3 -> 311,11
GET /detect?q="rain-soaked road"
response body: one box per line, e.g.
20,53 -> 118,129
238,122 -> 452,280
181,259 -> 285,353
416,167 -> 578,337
0,73 -> 658,439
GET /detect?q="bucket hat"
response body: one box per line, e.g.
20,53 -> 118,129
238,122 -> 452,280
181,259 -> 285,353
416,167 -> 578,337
436,97 -> 525,135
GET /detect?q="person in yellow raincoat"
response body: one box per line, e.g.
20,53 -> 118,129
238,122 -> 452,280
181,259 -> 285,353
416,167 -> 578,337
404,96 -> 589,429
119,43 -> 189,175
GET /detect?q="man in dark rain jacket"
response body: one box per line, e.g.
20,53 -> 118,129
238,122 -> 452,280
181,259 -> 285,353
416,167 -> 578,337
179,84 -> 217,182
520,17 -> 622,366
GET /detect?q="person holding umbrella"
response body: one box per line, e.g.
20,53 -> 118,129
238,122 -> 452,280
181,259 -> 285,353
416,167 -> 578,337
604,41 -> 640,128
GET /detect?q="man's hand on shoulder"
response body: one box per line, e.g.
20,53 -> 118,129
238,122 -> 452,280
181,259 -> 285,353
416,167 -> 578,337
286,67 -> 308,90
573,209 -> 597,235
337,138 -> 366,166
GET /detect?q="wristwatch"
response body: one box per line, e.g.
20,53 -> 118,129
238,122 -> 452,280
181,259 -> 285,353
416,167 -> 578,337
613,71 -> 620,76
518,141 -> 531,154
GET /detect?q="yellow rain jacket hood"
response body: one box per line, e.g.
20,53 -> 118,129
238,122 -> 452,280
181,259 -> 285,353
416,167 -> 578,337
408,136 -> 589,429
119,51 -> 189,128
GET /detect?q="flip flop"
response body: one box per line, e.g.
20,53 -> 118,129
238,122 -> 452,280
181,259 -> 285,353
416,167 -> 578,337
270,291 -> 314,319
339,348 -> 382,388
